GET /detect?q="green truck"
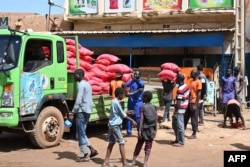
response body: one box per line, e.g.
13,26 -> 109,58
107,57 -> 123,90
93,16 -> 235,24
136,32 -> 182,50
0,27 -> 162,149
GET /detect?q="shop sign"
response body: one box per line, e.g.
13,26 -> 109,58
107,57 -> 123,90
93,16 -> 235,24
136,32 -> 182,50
104,0 -> 136,13
189,0 -> 233,9
68,0 -> 98,15
0,17 -> 8,28
143,0 -> 182,11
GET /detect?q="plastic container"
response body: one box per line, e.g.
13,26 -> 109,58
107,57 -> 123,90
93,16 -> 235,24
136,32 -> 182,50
64,119 -> 72,128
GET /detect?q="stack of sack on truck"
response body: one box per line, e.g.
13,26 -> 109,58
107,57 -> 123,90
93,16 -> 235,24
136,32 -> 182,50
66,39 -> 133,95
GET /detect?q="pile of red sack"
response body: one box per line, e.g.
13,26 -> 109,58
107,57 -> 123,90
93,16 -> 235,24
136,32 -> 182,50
158,62 -> 180,81
66,39 -> 133,95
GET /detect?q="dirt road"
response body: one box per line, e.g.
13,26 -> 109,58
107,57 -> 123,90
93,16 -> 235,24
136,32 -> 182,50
0,109 -> 250,167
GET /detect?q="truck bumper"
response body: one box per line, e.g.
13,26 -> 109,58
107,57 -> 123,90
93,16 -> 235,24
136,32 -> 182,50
0,108 -> 19,126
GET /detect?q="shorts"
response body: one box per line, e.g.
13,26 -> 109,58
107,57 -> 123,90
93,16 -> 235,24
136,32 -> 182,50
222,93 -> 234,104
108,125 -> 125,144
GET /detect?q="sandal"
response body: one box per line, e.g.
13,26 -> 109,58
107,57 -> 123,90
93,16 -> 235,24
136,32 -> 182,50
90,150 -> 98,158
101,163 -> 115,167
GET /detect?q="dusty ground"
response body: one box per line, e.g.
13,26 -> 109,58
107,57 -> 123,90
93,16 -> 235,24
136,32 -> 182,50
0,108 -> 250,167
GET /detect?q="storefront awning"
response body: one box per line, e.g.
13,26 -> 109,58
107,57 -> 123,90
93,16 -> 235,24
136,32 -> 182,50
79,32 -> 225,48
55,28 -> 233,48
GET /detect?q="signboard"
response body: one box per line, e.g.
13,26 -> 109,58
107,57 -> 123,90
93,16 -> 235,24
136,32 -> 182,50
68,0 -> 98,15
204,81 -> 215,106
143,0 -> 182,11
104,0 -> 136,13
189,0 -> 233,9
0,17 -> 8,28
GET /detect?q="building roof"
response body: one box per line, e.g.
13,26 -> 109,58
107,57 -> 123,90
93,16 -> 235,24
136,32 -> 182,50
53,28 -> 235,35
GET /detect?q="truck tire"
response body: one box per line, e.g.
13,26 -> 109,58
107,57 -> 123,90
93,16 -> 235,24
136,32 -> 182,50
29,106 -> 64,148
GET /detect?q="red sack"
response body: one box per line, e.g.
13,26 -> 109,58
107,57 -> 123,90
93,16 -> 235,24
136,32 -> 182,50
66,45 -> 76,53
80,61 -> 94,71
93,63 -> 107,71
161,62 -> 180,73
107,72 -> 116,80
84,72 -> 92,81
92,85 -> 102,92
79,47 -> 94,57
80,55 -> 94,63
122,73 -> 132,82
67,51 -> 75,58
88,79 -> 101,86
106,64 -> 133,74
67,64 -> 76,72
101,82 -> 110,91
92,76 -> 103,83
158,69 -> 177,81
92,67 -> 109,81
67,57 -> 76,65
95,59 -> 112,66
96,54 -> 120,64
66,39 -> 76,46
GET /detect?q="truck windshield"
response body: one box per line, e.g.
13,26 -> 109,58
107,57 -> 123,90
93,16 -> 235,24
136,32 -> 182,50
0,35 -> 21,71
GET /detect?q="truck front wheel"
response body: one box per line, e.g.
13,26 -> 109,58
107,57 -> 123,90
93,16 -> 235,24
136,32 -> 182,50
29,106 -> 64,148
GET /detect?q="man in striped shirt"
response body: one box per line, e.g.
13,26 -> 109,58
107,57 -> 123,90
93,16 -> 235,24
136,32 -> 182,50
172,74 -> 190,147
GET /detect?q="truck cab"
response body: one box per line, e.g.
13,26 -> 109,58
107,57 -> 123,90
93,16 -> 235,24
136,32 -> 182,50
0,28 -> 68,148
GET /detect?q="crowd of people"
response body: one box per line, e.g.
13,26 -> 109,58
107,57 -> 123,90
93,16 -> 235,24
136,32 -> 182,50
70,64 -> 246,167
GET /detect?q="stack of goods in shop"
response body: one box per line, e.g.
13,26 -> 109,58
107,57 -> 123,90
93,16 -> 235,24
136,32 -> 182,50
158,62 -> 180,81
66,39 -> 133,95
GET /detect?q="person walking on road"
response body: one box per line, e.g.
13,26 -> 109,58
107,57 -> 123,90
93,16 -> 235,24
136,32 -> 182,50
72,69 -> 98,162
131,91 -> 157,167
102,87 -> 136,167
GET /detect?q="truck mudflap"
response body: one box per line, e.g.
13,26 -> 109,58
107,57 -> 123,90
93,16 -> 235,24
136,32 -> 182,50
0,108 -> 19,127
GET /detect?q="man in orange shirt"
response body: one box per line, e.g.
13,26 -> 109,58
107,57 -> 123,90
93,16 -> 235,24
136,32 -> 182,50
110,72 -> 125,109
184,69 -> 202,139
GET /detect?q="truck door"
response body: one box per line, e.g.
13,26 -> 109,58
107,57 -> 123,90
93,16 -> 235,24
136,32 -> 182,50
20,39 -> 66,115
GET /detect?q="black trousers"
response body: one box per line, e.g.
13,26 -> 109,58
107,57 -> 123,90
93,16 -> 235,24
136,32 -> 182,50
184,103 -> 199,133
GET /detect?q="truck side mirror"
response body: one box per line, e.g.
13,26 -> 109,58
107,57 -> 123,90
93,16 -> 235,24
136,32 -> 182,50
5,43 -> 16,64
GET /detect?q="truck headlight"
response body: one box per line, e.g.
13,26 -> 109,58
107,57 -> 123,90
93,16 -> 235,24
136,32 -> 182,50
1,85 -> 13,107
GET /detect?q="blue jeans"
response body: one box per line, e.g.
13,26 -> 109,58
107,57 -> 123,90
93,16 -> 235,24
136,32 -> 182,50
172,113 -> 185,145
108,125 -> 125,144
162,100 -> 172,121
75,112 -> 91,154
198,102 -> 204,120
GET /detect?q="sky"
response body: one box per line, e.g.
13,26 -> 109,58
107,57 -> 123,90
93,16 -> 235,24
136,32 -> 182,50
0,0 -> 65,15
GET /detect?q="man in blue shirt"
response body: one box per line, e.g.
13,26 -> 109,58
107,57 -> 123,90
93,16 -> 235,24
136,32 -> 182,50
72,69 -> 98,162
124,70 -> 144,136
